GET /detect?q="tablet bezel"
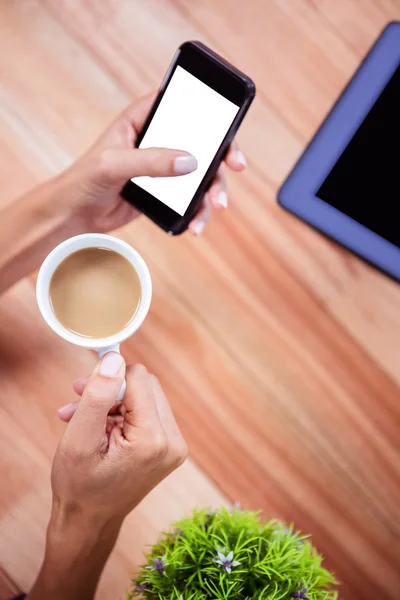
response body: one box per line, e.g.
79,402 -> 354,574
278,22 -> 400,281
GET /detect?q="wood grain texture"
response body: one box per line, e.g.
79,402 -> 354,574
0,1 -> 400,599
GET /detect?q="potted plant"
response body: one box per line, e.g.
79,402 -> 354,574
129,506 -> 338,599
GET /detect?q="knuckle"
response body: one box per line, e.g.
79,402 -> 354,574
93,150 -> 113,183
134,363 -> 147,376
150,430 -> 169,461
168,438 -> 189,468
150,374 -> 160,391
131,364 -> 150,385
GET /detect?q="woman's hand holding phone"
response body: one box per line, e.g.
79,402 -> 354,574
122,43 -> 254,234
55,92 -> 246,237
0,45 -> 251,294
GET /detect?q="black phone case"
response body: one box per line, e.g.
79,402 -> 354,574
123,41 -> 255,235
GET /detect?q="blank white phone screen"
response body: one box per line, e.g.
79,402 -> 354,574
132,66 -> 240,216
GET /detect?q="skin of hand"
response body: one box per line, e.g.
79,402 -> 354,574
57,91 -> 247,236
27,353 -> 187,600
0,92 -> 246,292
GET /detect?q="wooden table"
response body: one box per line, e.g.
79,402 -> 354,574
0,1 -> 399,598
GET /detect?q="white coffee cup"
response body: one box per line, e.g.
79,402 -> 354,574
36,233 -> 152,400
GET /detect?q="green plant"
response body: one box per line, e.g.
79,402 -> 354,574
129,506 -> 338,600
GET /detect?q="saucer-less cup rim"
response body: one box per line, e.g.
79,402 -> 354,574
36,233 -> 152,351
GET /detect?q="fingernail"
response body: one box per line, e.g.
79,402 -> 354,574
191,220 -> 205,236
58,402 -> 74,416
174,155 -> 198,175
236,150 -> 247,167
99,352 -> 124,377
218,191 -> 228,209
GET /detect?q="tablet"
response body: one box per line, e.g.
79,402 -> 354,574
278,22 -> 400,281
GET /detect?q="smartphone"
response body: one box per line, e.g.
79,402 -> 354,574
121,41 -> 255,235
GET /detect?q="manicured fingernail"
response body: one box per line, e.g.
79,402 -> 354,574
236,150 -> 247,167
58,402 -> 74,416
174,155 -> 198,175
191,220 -> 205,236
99,352 -> 124,377
218,191 -> 228,209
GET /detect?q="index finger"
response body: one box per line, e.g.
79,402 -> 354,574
224,140 -> 247,171
122,364 -> 161,441
151,376 -> 183,442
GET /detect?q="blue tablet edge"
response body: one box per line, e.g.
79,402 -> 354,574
277,21 -> 400,282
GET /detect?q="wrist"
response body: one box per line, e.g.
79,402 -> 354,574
47,498 -> 123,554
38,173 -> 87,235
0,177 -> 87,293
28,506 -> 122,600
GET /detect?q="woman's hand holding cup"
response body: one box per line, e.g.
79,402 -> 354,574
28,354 -> 187,600
53,353 -> 188,524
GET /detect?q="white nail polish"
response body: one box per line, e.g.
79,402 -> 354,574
99,352 -> 124,377
58,402 -> 74,415
174,155 -> 198,175
218,191 -> 228,209
236,150 -> 247,167
191,220 -> 205,236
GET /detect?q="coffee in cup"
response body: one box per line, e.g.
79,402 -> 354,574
37,234 -> 152,401
49,247 -> 142,339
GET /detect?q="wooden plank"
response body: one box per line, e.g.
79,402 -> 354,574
313,0 -> 400,52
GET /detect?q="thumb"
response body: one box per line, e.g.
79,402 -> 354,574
65,352 -> 126,453
98,147 -> 198,184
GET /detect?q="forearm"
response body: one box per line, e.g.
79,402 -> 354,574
27,508 -> 123,600
0,176 -> 84,293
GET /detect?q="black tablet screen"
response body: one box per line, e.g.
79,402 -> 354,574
317,64 -> 400,248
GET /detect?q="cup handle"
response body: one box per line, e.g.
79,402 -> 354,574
97,344 -> 126,401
